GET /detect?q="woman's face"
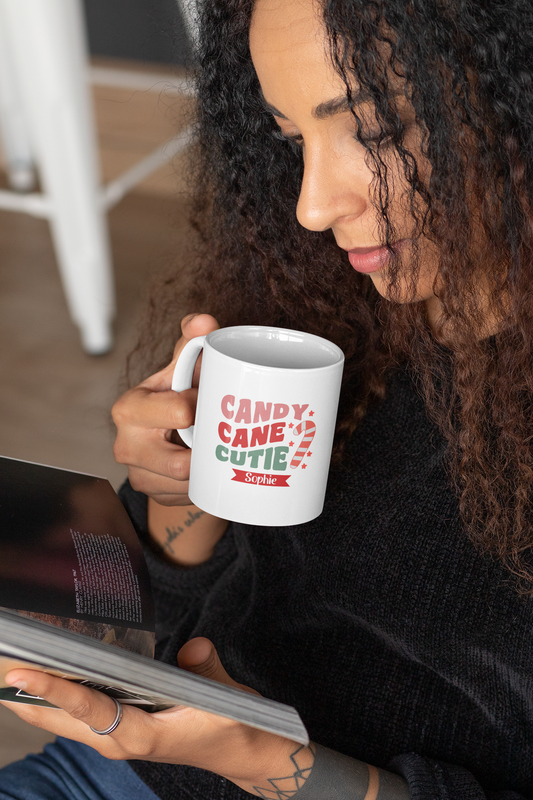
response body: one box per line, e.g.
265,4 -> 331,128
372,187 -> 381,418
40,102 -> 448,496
249,0 -> 442,327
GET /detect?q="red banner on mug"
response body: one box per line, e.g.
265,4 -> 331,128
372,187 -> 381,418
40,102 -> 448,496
232,469 -> 290,487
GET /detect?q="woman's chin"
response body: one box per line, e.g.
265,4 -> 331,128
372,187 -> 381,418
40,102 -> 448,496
368,270 -> 439,307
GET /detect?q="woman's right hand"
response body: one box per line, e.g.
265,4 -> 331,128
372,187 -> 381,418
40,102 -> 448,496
112,313 -> 220,507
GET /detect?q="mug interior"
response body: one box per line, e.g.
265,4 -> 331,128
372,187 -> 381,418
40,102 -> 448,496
209,326 -> 343,369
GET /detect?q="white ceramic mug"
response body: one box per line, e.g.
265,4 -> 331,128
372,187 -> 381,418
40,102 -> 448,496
171,326 -> 344,526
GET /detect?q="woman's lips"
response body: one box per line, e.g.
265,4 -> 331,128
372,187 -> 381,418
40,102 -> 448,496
347,240 -> 407,274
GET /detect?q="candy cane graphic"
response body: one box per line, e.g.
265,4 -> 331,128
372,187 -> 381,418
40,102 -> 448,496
290,420 -> 316,469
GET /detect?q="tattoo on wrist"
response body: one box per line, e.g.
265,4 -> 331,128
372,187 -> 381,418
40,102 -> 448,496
253,743 -> 316,799
253,743 -> 410,800
161,510 -> 205,555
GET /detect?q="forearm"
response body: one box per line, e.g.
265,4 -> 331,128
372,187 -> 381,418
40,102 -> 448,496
248,742 -> 410,800
147,498 -> 228,566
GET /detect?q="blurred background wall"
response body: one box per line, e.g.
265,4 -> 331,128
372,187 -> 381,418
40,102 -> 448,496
83,0 -> 191,65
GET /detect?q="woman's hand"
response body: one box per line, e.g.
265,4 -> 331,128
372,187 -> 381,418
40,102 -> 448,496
113,314 -> 228,565
112,313 -> 220,508
2,638 -> 307,796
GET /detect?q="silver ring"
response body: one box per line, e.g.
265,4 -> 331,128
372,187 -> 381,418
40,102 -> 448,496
89,697 -> 123,736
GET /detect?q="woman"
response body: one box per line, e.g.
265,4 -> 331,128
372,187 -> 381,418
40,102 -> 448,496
1,0 -> 533,797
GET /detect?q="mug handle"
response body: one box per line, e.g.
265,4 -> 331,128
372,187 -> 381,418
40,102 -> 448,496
171,335 -> 206,448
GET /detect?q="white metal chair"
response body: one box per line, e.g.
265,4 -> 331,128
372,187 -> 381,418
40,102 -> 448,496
0,0 -> 194,354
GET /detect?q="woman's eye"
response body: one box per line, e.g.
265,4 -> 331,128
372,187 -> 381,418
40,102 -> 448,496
272,130 -> 304,147
272,127 -> 394,151
360,132 -> 394,149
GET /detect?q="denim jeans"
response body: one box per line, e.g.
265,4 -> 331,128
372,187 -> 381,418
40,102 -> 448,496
0,738 -> 158,800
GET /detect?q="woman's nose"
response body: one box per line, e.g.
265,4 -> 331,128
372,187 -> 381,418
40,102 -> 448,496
296,147 -> 369,233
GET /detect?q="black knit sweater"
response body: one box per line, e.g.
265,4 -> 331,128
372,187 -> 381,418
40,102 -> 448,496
120,365 -> 533,800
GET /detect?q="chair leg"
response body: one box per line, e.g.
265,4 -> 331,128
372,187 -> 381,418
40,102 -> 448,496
0,2 -> 36,191
175,0 -> 199,48
1,0 -> 115,354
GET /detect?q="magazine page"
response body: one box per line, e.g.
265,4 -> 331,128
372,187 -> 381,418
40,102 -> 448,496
0,654 -> 167,709
0,610 -> 309,744
0,456 -> 155,659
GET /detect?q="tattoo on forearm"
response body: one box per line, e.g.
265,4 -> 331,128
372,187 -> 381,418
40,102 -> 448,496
161,510 -> 205,554
254,743 -> 410,800
162,526 -> 181,555
253,744 -> 316,799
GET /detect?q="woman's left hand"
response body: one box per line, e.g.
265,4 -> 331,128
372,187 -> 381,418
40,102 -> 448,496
2,638 -> 303,796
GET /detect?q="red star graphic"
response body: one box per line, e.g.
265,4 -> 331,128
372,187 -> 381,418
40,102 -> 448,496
308,410 -> 314,416
289,441 -> 294,447
288,422 -> 294,428
307,451 -> 312,457
301,463 -> 307,469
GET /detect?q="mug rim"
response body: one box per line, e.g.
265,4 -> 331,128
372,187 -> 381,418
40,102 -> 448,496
204,325 -> 345,372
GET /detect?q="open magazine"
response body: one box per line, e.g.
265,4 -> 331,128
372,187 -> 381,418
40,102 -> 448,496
0,456 -> 308,745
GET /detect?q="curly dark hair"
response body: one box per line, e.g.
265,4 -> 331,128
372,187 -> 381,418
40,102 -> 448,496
132,0 -> 533,591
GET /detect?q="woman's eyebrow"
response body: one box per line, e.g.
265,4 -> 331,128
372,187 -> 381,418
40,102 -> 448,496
260,92 -> 356,120
260,89 -> 403,121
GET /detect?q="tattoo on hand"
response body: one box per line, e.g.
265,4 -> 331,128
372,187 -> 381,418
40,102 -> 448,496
253,744 -> 316,799
162,510 -> 205,554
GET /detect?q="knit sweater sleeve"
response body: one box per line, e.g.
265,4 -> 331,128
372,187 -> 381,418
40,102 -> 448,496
388,754 -> 528,800
117,480 -> 238,659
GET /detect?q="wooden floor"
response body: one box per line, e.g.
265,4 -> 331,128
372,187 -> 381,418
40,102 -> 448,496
0,60 -> 193,767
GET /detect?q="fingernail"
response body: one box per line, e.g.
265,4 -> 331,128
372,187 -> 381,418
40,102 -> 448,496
6,679 -> 27,690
